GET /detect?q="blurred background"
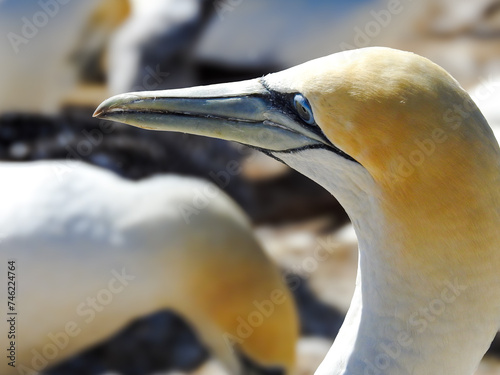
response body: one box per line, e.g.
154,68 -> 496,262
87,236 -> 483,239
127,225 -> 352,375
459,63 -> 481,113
1,0 -> 500,374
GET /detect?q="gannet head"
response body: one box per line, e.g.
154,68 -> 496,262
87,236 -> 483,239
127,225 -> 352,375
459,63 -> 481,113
96,47 -> 500,374
95,47 -> 499,198
95,45 -> 500,273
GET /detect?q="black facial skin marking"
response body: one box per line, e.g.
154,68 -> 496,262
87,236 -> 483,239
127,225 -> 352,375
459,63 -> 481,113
259,81 -> 359,164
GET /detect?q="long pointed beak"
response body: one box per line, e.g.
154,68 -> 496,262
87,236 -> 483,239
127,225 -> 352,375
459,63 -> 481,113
93,78 -> 327,152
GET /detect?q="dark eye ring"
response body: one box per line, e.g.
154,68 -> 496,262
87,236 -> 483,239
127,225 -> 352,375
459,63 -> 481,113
293,94 -> 315,125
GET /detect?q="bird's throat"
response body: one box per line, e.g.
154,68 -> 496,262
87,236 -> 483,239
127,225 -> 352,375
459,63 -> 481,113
276,148 -> 500,375
316,236 -> 500,375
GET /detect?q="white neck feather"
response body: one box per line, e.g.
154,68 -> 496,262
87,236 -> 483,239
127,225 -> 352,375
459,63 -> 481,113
276,148 -> 500,375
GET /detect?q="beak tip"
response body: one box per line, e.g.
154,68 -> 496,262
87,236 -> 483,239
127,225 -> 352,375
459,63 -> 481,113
93,99 -> 112,119
92,108 -> 103,118
93,93 -> 145,119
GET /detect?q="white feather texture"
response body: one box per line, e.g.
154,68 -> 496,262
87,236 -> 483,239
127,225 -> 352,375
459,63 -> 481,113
0,161 -> 297,375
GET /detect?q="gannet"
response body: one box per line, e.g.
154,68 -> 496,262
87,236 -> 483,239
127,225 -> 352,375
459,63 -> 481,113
0,161 -> 297,375
95,47 -> 500,374
0,0 -> 102,114
108,0 -> 213,94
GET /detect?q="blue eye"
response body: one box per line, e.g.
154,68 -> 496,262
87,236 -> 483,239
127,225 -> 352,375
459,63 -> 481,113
293,94 -> 315,125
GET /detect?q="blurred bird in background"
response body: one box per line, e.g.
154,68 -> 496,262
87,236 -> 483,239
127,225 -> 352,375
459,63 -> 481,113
0,0 -> 103,114
1,0 -> 500,374
108,0 -> 214,94
0,161 -> 298,375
